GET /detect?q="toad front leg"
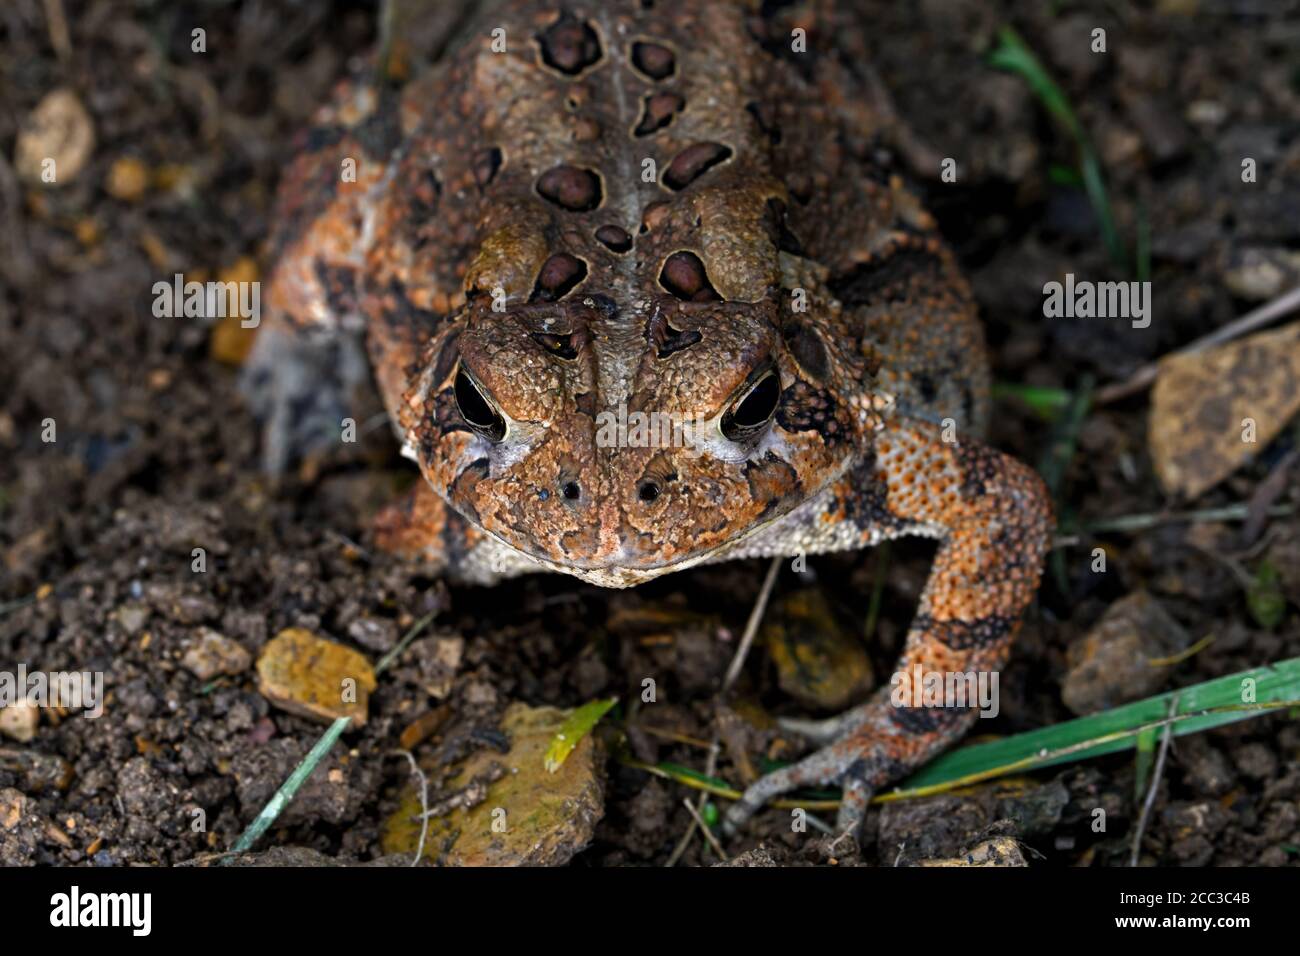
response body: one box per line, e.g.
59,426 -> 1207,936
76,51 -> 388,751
723,419 -> 1052,840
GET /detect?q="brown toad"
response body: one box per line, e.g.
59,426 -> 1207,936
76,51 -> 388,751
245,0 -> 1052,840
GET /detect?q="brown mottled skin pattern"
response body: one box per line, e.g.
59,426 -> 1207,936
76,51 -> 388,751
244,0 -> 1053,840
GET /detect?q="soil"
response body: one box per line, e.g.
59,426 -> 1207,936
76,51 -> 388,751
1,0 -> 1298,867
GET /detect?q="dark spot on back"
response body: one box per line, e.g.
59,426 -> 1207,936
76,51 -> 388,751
537,165 -> 602,211
635,91 -> 684,136
537,13 -> 602,75
631,41 -> 675,80
659,251 -> 720,301
595,224 -> 632,252
531,253 -> 587,301
663,142 -> 733,190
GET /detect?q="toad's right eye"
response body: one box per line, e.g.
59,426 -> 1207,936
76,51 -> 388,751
454,366 -> 507,442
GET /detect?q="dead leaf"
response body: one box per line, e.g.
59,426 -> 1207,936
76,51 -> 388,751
1149,322 -> 1300,499
382,702 -> 604,866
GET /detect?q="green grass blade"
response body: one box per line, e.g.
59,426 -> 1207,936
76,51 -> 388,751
991,381 -> 1074,421
988,27 -> 1082,140
989,25 -> 1126,267
897,659 -> 1300,792
1079,150 -> 1126,267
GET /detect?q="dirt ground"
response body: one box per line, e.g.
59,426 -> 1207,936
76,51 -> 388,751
1,0 -> 1299,867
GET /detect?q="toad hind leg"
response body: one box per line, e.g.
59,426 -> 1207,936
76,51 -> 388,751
722,419 -> 1052,840
240,74 -> 390,474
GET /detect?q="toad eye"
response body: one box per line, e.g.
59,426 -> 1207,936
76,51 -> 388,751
454,366 -> 507,442
721,370 -> 780,442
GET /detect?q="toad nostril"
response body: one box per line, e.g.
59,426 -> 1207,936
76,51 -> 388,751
562,480 -> 581,501
637,480 -> 661,503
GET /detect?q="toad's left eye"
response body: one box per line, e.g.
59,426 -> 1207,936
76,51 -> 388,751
721,370 -> 780,442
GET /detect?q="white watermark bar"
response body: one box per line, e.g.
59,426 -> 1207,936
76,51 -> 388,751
152,272 -> 260,327
0,664 -> 104,718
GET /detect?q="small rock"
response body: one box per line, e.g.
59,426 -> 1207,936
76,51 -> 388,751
105,156 -> 149,202
381,702 -> 605,866
14,89 -> 95,185
256,627 -> 376,726
0,788 -> 25,830
1221,246 -> 1300,301
915,836 -> 1027,867
346,617 -> 397,653
763,589 -> 874,711
0,703 -> 39,743
181,628 -> 252,680
114,603 -> 150,637
1062,591 -> 1192,715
